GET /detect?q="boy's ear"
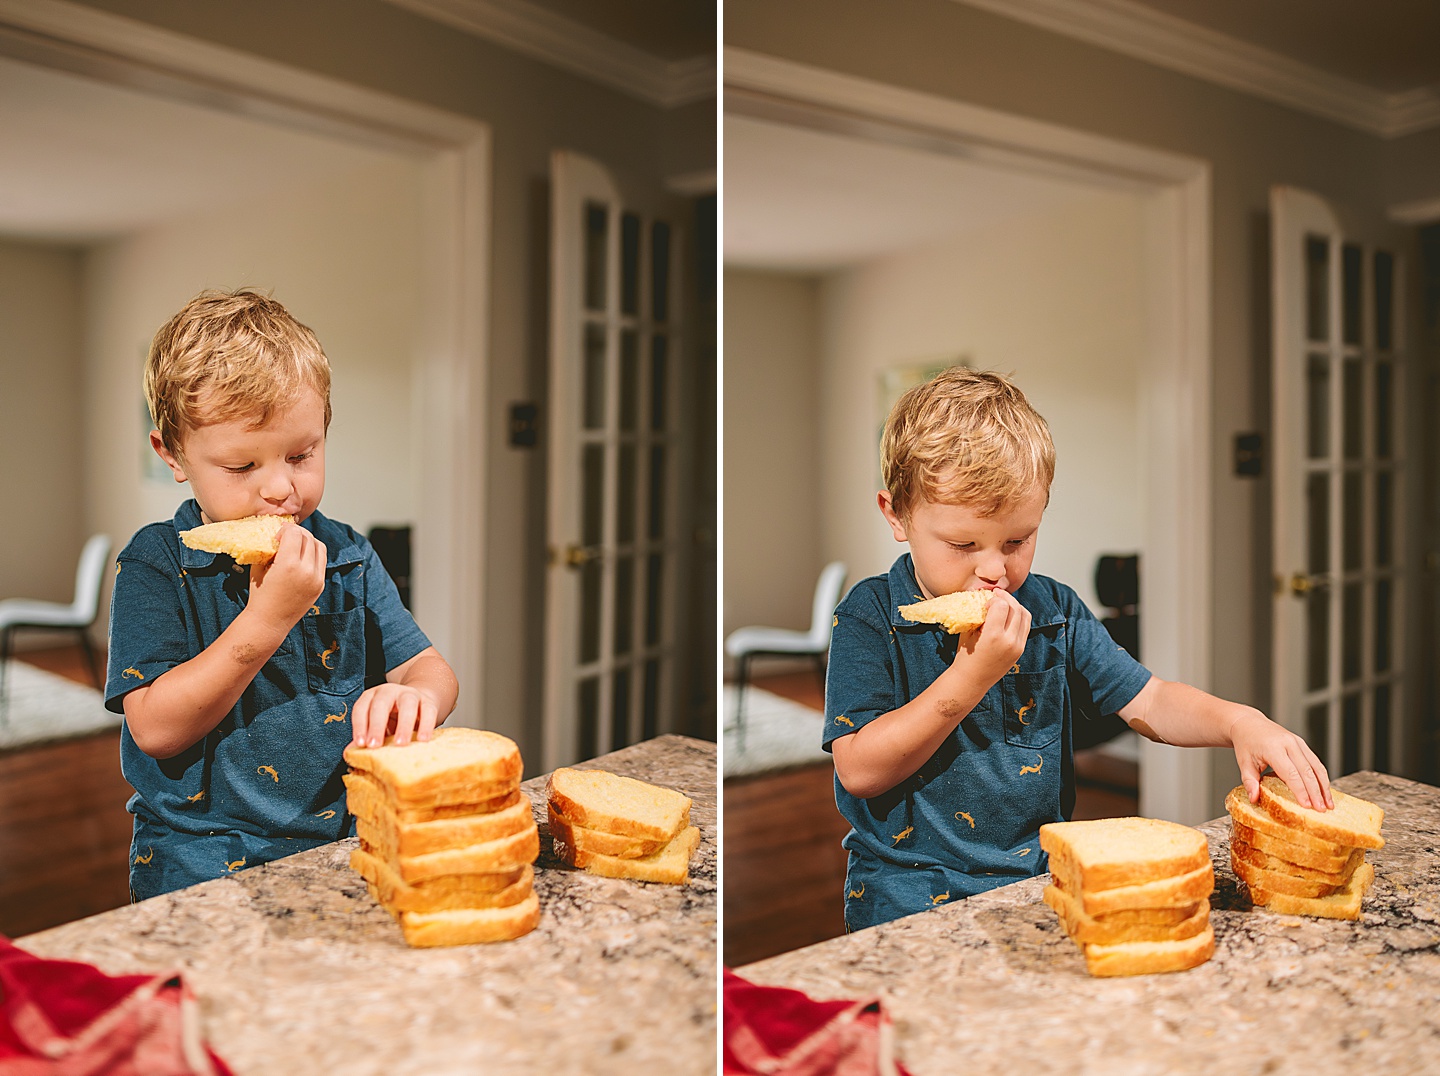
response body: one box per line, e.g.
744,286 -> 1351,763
148,430 -> 188,484
877,490 -> 909,543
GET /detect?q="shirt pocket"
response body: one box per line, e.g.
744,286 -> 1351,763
1002,665 -> 1064,750
301,609 -> 364,697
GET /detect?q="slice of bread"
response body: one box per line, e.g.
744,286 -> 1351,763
546,802 -> 667,859
343,773 -> 519,822
1230,853 -> 1338,899
1082,924 -> 1215,977
1043,885 -> 1209,947
1231,820 -> 1354,874
897,589 -> 993,634
1247,861 -> 1376,920
1058,861 -> 1215,917
351,847 -> 532,914
1040,817 -> 1210,893
555,824 -> 700,885
361,820 -> 539,884
397,891 -> 541,947
355,798 -> 535,858
178,514 -> 293,564
1255,775 -> 1385,850
1231,836 -> 1364,886
344,728 -> 523,808
547,768 -> 691,843
1224,787 -> 1352,856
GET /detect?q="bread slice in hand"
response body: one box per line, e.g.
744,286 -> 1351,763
897,589 -> 992,634
396,891 -> 541,947
1043,885 -> 1209,947
547,768 -> 691,843
1082,924 -> 1215,977
350,846 -> 532,914
1255,775 -> 1385,850
555,824 -> 701,885
344,728 -> 523,809
178,513 -> 293,564
547,802 -> 667,859
1040,817 -> 1210,893
1246,861 -> 1376,920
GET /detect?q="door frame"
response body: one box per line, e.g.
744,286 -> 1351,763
1,0 -> 492,717
726,47 -> 1216,824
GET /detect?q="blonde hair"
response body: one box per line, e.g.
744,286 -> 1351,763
145,288 -> 332,455
881,368 -> 1055,519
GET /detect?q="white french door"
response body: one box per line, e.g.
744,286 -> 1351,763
1271,186 -> 1408,777
543,150 -> 684,771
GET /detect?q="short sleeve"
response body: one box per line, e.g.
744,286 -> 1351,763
822,608 -> 897,750
1066,598 -> 1152,717
105,550 -> 189,714
361,541 -> 431,680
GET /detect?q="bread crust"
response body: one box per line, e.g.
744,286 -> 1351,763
362,822 -> 540,885
1058,861 -> 1215,917
554,825 -> 700,885
546,768 -> 691,842
1246,861 -> 1375,920
546,802 -> 667,859
343,728 -> 523,808
397,891 -> 541,947
1230,853 -> 1338,898
178,514 -> 293,564
1230,835 -> 1363,886
1230,819 -> 1353,873
351,847 -> 532,913
343,773 -> 519,822
354,799 -> 534,858
1082,925 -> 1215,977
1043,885 -> 1208,947
897,589 -> 992,634
1254,776 -> 1385,850
1040,817 -> 1210,893
1224,786 -> 1352,855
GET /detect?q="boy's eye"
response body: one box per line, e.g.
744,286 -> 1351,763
947,542 -> 974,552
225,464 -> 254,474
289,452 -> 313,464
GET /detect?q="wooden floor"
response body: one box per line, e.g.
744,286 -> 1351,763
723,669 -> 1139,968
0,645 -> 132,937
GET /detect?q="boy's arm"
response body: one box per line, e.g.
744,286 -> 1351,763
833,590 -> 1030,799
1118,677 -> 1333,811
123,525 -> 326,759
350,647 -> 459,748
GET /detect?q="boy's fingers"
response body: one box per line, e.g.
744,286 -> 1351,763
351,693 -> 370,746
417,698 -> 438,742
1280,749 -> 1324,810
394,693 -> 420,745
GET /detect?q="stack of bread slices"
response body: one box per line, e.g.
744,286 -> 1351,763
547,767 -> 699,885
1039,817 -> 1216,977
344,727 -> 542,947
1227,775 -> 1383,920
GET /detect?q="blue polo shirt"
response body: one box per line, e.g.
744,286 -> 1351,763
106,499 -> 431,901
824,554 -> 1152,931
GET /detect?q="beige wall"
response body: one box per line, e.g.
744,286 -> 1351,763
723,269 -> 822,648
82,154 -> 427,646
817,189 -> 1147,616
0,240 -> 84,606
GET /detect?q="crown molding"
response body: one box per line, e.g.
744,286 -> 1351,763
381,0 -> 714,109
951,0 -> 1440,139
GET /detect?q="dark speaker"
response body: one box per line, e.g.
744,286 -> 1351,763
367,525 -> 412,610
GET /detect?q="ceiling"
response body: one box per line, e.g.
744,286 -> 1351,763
723,113 -> 1106,273
1126,0 -> 1440,94
0,57 -> 407,244
522,0 -> 713,62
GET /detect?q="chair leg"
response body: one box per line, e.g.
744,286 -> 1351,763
0,627 -> 11,727
78,629 -> 103,690
733,653 -> 751,738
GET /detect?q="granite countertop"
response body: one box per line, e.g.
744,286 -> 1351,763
737,771 -> 1440,1075
18,734 -> 717,1075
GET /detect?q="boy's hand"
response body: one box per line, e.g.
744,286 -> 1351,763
351,682 -> 441,748
1230,708 -> 1333,811
248,524 -> 326,631
954,588 -> 1030,688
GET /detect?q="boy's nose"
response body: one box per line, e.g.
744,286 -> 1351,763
976,551 -> 1006,584
258,468 -> 294,502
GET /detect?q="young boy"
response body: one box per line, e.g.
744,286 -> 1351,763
825,368 -> 1331,932
107,289 -> 459,901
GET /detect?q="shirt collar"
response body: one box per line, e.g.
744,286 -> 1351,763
887,553 -> 1065,631
173,499 -> 363,569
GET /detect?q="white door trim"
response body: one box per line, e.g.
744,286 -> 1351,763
726,46 -> 1216,824
2,0 -> 492,719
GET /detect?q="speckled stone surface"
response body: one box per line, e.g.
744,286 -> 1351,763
19,734 -> 716,1075
737,771 -> 1440,1075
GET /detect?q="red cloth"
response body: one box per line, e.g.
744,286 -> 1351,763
724,968 -> 911,1076
0,936 -> 231,1075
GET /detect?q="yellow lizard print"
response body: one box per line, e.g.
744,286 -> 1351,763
848,883 -> 865,899
1013,847 -> 1032,857
133,846 -> 154,865
257,765 -> 279,783
319,640 -> 339,669
1016,697 -> 1035,725
226,857 -> 246,872
1010,662 -> 1020,675
324,702 -> 348,725
834,714 -> 854,727
931,891 -> 950,905
316,810 -> 337,820
178,569 -> 187,586
1019,754 -> 1043,776
309,605 -> 320,616
955,811 -> 976,829
122,667 -> 144,681
891,825 -> 914,845
186,790 -> 205,803
833,615 -> 839,627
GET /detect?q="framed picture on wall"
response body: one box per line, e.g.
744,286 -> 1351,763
875,356 -> 972,487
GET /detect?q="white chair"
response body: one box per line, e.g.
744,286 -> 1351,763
725,560 -> 847,731
0,534 -> 112,718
